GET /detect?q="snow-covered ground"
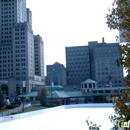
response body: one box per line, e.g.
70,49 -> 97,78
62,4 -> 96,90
0,104 -> 114,130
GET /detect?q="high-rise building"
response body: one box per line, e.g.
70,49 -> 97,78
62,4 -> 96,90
88,38 -> 123,88
65,38 -> 124,90
34,35 -> 45,81
0,0 -> 45,98
0,0 -> 27,45
27,8 -> 32,29
46,62 -> 67,87
65,46 -> 90,91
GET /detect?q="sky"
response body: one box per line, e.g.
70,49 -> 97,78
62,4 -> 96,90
26,0 -> 119,71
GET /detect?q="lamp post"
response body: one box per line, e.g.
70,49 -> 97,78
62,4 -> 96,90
19,66 -> 27,112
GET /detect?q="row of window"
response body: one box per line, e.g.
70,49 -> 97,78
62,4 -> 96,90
1,2 -> 14,6
15,28 -> 25,31
67,63 -> 90,67
16,72 -> 26,75
67,58 -> 89,61
16,63 -> 26,66
66,47 -> 88,51
0,59 -> 13,63
0,73 -> 13,77
67,62 -> 89,66
34,47 -> 38,49
15,50 -> 24,53
15,32 -> 25,35
1,27 -> 12,31
16,54 -> 25,57
0,51 -> 12,55
1,31 -> 11,36
15,41 -> 25,44
35,54 -> 38,56
35,68 -> 39,71
15,37 -> 25,40
98,80 -> 122,84
15,59 -> 26,62
0,63 -> 13,67
97,71 -> 122,75
67,65 -> 89,69
68,69 -> 90,73
68,74 -> 89,77
1,18 -> 14,22
1,11 -> 14,16
0,68 -> 13,71
1,7 -> 14,13
66,52 -> 89,57
1,0 -> 14,3
16,67 -> 28,71
15,45 -> 25,48
1,35 -> 11,39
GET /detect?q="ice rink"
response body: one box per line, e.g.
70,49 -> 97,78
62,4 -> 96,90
0,104 -> 114,130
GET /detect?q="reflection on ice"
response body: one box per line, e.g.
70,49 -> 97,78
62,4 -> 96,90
0,104 -> 114,130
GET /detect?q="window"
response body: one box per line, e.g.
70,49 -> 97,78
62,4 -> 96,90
89,84 -> 92,88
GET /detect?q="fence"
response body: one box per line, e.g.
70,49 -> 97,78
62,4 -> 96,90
0,107 -> 22,117
0,103 -> 31,117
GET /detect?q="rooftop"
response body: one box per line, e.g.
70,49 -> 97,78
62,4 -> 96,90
81,79 -> 97,84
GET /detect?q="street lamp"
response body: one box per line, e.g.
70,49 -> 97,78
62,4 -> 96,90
19,66 -> 27,112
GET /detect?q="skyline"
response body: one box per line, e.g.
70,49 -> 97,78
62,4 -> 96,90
26,0 -> 119,70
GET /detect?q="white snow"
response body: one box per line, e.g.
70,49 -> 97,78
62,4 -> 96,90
0,104 -> 115,130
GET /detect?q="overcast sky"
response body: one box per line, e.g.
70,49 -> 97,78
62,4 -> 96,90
26,0 -> 118,74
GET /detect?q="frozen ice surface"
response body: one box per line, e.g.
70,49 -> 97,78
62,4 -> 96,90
0,104 -> 114,130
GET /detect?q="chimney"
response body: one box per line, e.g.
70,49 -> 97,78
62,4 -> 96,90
102,37 -> 105,43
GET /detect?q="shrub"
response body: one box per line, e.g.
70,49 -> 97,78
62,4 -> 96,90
6,105 -> 14,109
86,117 -> 101,130
13,104 -> 19,108
6,104 -> 19,109
45,103 -> 56,107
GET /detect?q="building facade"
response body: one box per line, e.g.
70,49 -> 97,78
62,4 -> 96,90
0,0 -> 45,98
34,35 -> 45,81
65,38 -> 124,90
88,38 -> 123,88
46,62 -> 67,87
65,46 -> 90,91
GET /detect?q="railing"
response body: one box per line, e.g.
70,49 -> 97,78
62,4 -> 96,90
0,103 -> 31,117
0,107 -> 22,117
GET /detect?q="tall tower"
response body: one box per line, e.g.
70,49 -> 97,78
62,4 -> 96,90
0,0 -> 27,45
27,8 -> 32,29
0,0 -> 45,97
34,35 -> 45,81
